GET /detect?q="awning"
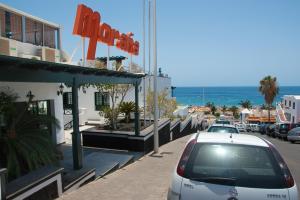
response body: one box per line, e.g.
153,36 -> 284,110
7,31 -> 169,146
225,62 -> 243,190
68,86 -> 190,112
0,55 -> 144,85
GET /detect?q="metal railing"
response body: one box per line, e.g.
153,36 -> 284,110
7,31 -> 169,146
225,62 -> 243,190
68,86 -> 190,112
0,168 -> 7,200
64,120 -> 73,130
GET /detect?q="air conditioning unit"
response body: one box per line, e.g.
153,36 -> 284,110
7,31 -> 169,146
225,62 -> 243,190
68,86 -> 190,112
38,47 -> 61,63
21,54 -> 41,60
0,37 -> 18,57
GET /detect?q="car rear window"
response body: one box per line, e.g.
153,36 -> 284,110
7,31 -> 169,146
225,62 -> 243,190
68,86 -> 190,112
184,143 -> 286,189
280,124 -> 288,129
208,126 -> 238,133
216,121 -> 230,124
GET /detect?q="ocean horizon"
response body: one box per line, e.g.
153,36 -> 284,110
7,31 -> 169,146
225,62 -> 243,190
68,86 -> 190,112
173,86 -> 300,106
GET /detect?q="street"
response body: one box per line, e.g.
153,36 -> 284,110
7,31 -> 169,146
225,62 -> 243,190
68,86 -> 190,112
60,132 -> 300,200
249,132 -> 300,192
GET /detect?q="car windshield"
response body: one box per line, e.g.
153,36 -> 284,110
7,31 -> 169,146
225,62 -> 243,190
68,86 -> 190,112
184,143 -> 286,189
280,124 -> 288,129
208,126 -> 238,133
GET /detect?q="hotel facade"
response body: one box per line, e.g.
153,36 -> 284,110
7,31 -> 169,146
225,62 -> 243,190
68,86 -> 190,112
0,3 -> 172,144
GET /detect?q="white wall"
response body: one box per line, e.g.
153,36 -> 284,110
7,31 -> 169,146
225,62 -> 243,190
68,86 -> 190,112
65,75 -> 172,122
0,82 -> 65,144
282,95 -> 300,123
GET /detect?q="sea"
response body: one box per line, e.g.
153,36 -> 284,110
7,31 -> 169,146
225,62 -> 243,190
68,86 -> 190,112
173,86 -> 300,106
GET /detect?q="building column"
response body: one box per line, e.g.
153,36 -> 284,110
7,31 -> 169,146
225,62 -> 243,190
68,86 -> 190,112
71,78 -> 82,170
57,28 -> 62,50
135,81 -> 140,136
0,168 -> 7,200
42,24 -> 45,46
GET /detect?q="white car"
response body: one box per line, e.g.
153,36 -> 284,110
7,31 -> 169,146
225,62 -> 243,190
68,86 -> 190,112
168,133 -> 298,200
235,123 -> 246,132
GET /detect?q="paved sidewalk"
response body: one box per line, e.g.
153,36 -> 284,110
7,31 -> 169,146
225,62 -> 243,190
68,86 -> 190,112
60,135 -> 191,200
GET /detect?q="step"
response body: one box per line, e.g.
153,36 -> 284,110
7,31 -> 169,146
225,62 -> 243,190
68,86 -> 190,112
62,167 -> 96,193
83,152 -> 121,178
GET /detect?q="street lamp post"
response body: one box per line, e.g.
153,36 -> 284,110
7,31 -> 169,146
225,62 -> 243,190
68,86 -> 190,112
148,0 -> 152,126
153,0 -> 159,153
143,0 -> 146,126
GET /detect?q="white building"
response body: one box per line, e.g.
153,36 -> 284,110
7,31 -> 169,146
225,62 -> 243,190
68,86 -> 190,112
279,95 -> 300,124
0,3 -> 67,144
0,3 -> 173,144
64,74 -> 172,124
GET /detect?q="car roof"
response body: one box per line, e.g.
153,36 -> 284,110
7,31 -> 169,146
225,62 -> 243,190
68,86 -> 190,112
195,132 -> 269,147
210,124 -> 236,128
291,127 -> 300,131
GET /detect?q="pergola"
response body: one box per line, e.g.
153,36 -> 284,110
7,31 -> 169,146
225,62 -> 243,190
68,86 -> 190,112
0,55 -> 144,170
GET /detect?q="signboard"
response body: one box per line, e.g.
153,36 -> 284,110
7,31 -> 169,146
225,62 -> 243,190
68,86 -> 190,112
73,4 -> 139,60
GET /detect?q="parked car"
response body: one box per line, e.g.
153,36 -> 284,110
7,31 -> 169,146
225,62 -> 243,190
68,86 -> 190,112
290,123 -> 300,129
266,124 -> 276,137
168,133 -> 298,200
275,123 -> 290,140
287,127 -> 300,143
259,124 -> 268,134
246,123 -> 260,132
245,124 -> 251,132
207,124 -> 239,133
250,124 -> 260,132
235,123 -> 246,132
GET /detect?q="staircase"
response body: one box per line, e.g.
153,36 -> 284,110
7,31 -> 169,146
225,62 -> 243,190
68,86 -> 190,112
60,145 -> 142,193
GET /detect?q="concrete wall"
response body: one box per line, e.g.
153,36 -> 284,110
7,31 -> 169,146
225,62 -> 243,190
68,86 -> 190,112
0,82 -> 65,144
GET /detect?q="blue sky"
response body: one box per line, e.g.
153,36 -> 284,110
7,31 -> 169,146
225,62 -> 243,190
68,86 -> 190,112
3,0 -> 300,86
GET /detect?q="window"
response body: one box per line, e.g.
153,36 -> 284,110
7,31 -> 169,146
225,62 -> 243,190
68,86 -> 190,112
28,100 -> 49,115
2,11 -> 22,41
25,18 -> 43,46
63,92 -> 72,109
94,92 -> 109,111
207,126 -> 238,133
184,144 -> 286,189
284,100 -> 286,106
293,102 -> 295,109
44,25 -> 57,48
0,9 -> 5,37
292,116 -> 295,123
289,101 -> 291,107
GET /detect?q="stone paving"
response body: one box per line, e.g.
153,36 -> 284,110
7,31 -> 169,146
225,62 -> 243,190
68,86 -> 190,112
60,135 -> 191,200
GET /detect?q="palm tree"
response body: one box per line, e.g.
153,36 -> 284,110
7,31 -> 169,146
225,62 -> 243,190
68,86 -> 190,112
0,88 -> 59,180
259,76 -> 279,122
119,101 -> 135,123
221,105 -> 227,113
239,100 -> 252,109
229,106 -> 239,119
211,105 -> 217,115
206,102 -> 214,109
206,102 -> 216,115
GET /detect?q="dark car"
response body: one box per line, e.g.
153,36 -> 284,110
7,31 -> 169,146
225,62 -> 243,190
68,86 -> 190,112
290,123 -> 300,129
266,124 -> 276,137
259,124 -> 268,134
275,123 -> 290,140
